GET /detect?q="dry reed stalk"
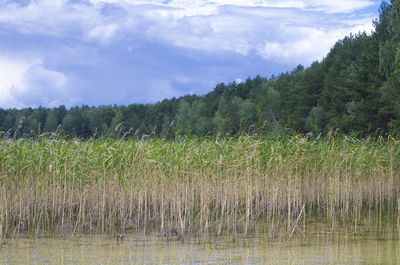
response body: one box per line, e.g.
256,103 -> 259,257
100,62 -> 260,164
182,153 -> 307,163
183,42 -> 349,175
397,197 -> 400,239
0,136 -> 399,238
0,188 -> 3,240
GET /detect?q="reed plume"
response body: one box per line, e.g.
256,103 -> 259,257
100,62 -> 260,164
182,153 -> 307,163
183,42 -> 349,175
0,135 -> 398,238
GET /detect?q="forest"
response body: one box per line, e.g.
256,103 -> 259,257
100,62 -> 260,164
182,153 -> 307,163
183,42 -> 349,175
1,1 -> 399,139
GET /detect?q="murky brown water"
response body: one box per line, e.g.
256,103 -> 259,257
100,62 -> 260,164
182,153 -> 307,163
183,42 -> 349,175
1,221 -> 399,264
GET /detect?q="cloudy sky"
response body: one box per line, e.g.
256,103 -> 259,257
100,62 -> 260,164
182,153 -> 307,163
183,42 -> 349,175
0,0 -> 382,109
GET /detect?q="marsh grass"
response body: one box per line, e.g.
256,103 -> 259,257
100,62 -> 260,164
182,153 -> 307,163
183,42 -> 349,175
0,135 -> 399,238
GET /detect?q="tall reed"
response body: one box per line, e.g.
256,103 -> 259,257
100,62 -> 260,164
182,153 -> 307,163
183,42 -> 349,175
0,135 -> 399,238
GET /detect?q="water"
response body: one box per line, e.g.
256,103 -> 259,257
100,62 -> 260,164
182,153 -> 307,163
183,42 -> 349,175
1,221 -> 399,264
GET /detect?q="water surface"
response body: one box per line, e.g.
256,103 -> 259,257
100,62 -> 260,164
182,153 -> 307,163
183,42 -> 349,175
1,221 -> 399,264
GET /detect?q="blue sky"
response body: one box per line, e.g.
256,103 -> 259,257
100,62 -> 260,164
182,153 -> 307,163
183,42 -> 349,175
0,0 -> 382,109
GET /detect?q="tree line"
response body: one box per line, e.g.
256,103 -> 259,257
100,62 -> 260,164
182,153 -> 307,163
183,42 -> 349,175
1,1 -> 399,139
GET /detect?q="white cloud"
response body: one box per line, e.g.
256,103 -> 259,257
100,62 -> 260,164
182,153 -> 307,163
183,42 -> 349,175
0,0 -> 378,54
87,23 -> 119,44
143,5 -> 376,63
0,0 -> 121,43
258,22 -> 375,64
88,0 -> 376,14
0,56 -> 72,109
0,1 -> 377,36
303,0 -> 376,13
0,0 -> 379,58
260,30 -> 336,64
0,0 -> 381,107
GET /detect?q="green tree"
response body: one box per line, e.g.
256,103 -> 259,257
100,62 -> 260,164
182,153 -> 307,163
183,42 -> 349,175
378,0 -> 400,133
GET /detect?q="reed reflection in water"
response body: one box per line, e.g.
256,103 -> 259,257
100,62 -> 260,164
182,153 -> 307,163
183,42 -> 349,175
1,221 -> 399,264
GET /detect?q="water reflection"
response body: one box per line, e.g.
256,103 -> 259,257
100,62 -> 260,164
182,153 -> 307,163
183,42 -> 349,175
1,221 -> 399,264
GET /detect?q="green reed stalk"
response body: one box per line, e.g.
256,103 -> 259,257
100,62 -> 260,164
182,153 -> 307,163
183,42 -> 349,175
0,135 -> 399,238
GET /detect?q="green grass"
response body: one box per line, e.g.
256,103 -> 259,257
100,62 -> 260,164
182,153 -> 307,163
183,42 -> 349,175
0,135 -> 399,238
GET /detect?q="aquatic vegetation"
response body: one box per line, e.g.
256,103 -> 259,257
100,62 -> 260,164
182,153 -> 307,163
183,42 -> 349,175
0,135 -> 399,238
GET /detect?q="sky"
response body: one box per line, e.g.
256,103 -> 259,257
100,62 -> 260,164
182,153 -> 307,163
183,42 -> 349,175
0,0 -> 383,109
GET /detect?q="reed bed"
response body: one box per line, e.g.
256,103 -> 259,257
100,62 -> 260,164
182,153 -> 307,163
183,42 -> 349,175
0,135 -> 399,238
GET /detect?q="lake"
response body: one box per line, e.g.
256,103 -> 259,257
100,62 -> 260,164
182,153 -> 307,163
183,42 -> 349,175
1,220 -> 399,264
